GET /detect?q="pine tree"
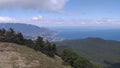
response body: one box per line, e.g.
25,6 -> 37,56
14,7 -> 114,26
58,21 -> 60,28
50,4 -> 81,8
45,41 -> 54,57
0,28 -> 6,41
24,39 -> 35,48
35,36 -> 44,51
52,43 -> 57,54
5,28 -> 16,42
15,32 -> 24,44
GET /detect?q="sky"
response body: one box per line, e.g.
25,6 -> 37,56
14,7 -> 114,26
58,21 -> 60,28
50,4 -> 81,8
0,0 -> 120,27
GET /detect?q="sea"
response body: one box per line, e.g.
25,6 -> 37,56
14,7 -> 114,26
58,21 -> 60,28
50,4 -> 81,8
48,26 -> 120,41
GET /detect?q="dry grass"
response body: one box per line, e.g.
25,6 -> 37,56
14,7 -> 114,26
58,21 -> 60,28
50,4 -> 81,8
0,42 -> 71,68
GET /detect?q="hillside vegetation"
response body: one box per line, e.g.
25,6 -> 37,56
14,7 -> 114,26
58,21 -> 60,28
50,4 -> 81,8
56,38 -> 120,68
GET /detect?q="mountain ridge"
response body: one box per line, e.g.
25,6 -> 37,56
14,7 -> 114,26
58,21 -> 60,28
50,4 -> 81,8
0,23 -> 57,41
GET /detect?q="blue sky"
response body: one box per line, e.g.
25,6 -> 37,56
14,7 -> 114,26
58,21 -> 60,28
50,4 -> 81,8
65,0 -> 120,19
0,0 -> 120,26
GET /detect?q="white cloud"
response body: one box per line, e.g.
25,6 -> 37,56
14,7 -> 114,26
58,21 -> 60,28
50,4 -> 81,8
0,16 -> 17,23
0,16 -> 120,27
0,0 -> 68,11
32,16 -> 43,21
